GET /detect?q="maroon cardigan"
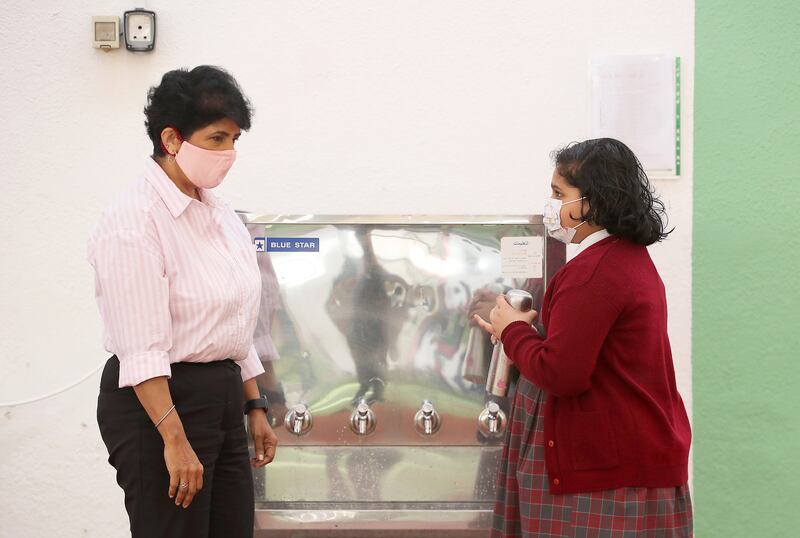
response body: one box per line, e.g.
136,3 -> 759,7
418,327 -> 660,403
501,236 -> 691,494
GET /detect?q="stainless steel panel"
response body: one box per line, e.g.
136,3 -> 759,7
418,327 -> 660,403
241,215 -> 565,535
255,507 -> 492,538
242,214 -> 544,225
253,446 -> 501,503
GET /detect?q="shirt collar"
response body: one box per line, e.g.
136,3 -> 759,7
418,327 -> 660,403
575,228 -> 612,257
143,157 -> 220,217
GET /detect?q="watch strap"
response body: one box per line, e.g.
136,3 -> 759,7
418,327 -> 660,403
244,396 -> 269,415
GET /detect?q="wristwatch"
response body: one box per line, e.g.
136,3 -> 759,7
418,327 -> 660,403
244,396 -> 269,415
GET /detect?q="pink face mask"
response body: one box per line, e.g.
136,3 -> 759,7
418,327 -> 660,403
167,130 -> 237,189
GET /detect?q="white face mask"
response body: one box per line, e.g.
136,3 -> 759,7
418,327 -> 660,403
543,197 -> 586,244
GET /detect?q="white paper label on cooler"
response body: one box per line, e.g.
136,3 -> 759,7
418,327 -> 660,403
501,236 -> 543,279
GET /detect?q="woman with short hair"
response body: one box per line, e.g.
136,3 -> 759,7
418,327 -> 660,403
90,65 -> 277,538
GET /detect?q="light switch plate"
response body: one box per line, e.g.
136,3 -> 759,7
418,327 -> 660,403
92,16 -> 120,49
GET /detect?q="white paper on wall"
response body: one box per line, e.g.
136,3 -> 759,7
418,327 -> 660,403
501,236 -> 543,278
589,54 -> 676,171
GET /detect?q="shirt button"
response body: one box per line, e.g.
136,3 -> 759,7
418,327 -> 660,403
553,478 -> 560,486
548,440 -> 555,448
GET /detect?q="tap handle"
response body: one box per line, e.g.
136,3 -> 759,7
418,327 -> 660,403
285,403 -> 312,436
414,400 -> 441,435
350,400 -> 376,436
478,401 -> 507,439
486,402 -> 500,433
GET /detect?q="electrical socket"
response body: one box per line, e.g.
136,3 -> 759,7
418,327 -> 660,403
123,9 -> 156,51
126,13 -> 152,42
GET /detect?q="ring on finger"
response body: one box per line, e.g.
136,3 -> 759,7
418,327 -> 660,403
179,482 -> 189,489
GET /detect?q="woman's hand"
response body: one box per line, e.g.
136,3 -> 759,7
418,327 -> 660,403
132,376 -> 203,509
163,432 -> 204,508
473,294 -> 538,342
248,410 -> 278,468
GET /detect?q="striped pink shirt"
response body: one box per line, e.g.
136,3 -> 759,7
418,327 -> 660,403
88,157 -> 265,387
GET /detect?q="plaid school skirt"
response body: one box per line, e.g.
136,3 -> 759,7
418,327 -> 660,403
491,377 -> 693,538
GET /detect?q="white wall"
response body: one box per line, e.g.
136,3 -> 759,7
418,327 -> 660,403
0,1 -> 694,536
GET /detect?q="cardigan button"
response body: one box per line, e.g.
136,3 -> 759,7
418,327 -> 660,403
553,478 -> 560,486
548,440 -> 555,448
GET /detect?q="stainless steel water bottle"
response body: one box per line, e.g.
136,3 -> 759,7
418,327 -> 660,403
486,289 -> 533,397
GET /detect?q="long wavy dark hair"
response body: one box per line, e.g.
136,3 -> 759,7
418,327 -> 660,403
552,138 -> 672,245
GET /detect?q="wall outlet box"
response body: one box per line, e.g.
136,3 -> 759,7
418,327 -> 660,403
124,9 -> 156,52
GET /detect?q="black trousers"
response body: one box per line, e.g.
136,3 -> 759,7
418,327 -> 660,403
97,357 -> 254,538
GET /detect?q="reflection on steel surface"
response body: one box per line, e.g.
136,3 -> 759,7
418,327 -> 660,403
255,507 -> 494,538
240,215 -> 564,534
461,326 -> 493,385
253,446 -> 502,503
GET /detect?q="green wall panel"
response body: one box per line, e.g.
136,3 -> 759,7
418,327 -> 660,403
695,1 -> 800,536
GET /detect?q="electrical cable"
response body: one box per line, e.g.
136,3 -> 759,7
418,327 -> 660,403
0,362 -> 105,407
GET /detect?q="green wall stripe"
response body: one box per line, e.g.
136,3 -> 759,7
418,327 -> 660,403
694,1 -> 800,536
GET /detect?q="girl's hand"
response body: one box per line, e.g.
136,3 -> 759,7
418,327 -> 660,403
248,410 -> 278,468
473,295 -> 538,342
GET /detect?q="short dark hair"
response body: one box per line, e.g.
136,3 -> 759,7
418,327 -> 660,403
552,138 -> 672,245
144,65 -> 253,157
